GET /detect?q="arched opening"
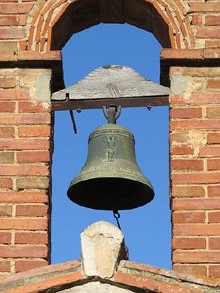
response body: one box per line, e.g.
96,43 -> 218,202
28,0 -> 195,52
51,0 -> 171,49
52,23 -> 170,269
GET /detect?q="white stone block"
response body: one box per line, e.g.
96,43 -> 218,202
81,221 -> 125,278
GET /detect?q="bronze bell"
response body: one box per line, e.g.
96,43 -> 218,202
67,108 -> 154,210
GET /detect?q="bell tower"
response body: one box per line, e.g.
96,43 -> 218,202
0,0 -> 219,279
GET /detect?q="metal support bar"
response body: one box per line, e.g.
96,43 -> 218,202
51,95 -> 169,111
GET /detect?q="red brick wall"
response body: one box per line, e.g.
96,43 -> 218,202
169,67 -> 220,277
0,68 -> 52,275
0,0 -> 219,279
189,2 -> 220,49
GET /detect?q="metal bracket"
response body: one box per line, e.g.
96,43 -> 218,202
103,105 -> 121,124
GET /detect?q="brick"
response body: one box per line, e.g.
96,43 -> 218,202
15,260 -> 48,273
209,265 -> 220,277
0,16 -> 19,26
0,232 -> 11,244
205,16 -> 220,26
172,211 -> 205,223
206,40 -> 220,48
171,159 -> 203,171
200,147 -> 220,157
0,89 -> 30,100
17,151 -> 50,163
0,218 -> 48,230
0,178 -> 13,189
16,177 -> 49,189
197,28 -> 220,39
0,3 -> 33,14
16,204 -> 48,217
207,133 -> 220,144
15,232 -> 48,244
204,48 -> 220,59
171,186 -> 205,198
0,113 -> 50,125
1,260 -> 81,283
18,15 -> 27,26
170,120 -> 220,131
207,79 -> 220,89
170,93 -> 220,105
170,132 -> 189,144
170,146 -> 193,156
208,212 -> 220,223
170,108 -> 202,119
18,125 -> 51,137
0,152 -> 14,164
0,126 -> 15,138
174,224 -> 220,236
191,15 -> 203,26
208,185 -> 220,197
161,49 -> 203,60
0,139 -> 50,150
189,3 -> 220,12
170,67 -> 220,76
0,192 -> 48,203
172,237 -> 206,249
173,264 -> 207,276
173,251 -> 220,263
0,51 -> 13,60
112,271 -> 161,292
18,101 -> 50,113
0,41 -> 17,54
0,205 -> 12,216
209,237 -> 220,250
192,93 -> 220,104
0,261 -> 10,272
0,165 -> 49,177
113,271 -> 199,293
206,107 -> 220,119
173,199 -> 220,210
0,77 -> 16,88
0,246 -> 47,258
169,95 -> 184,105
0,101 -> 15,112
207,159 -> 220,171
0,28 -> 26,39
172,173 -> 220,185
2,271 -> 84,293
17,50 -> 61,61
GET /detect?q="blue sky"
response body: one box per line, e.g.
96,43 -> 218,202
52,24 -> 170,269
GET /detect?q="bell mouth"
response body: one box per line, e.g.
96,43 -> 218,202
67,177 -> 154,210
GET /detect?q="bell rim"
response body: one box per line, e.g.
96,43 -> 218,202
67,176 -> 154,210
68,170 -> 154,190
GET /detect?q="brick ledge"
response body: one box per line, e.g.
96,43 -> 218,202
0,51 -> 62,63
0,260 -> 219,293
161,49 -> 220,60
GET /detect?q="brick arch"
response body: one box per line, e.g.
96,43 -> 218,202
27,0 -> 195,52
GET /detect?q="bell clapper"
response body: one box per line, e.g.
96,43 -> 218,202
69,110 -> 77,134
113,210 -> 121,230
